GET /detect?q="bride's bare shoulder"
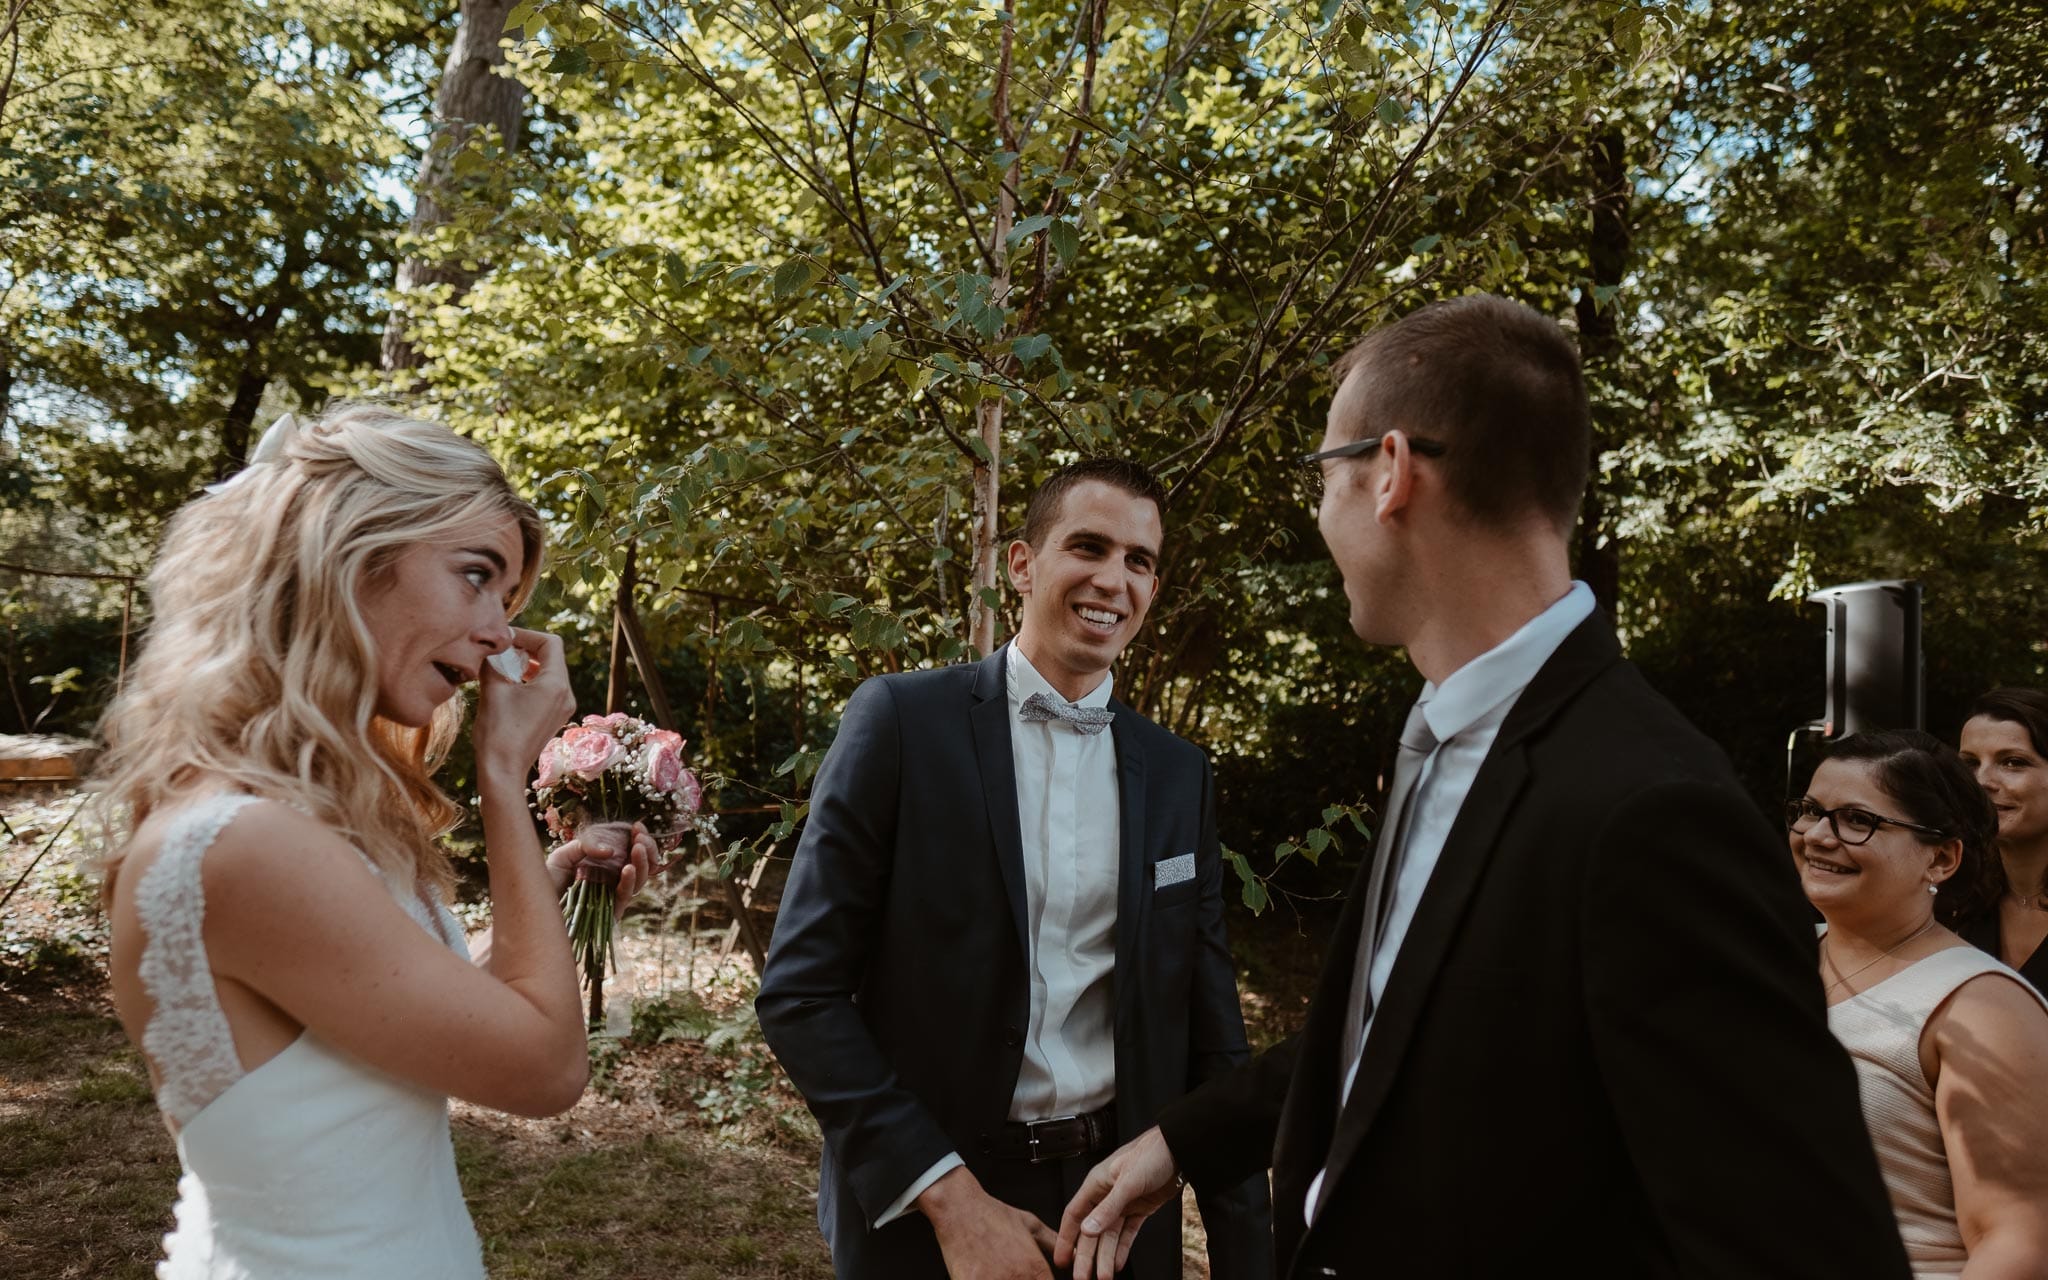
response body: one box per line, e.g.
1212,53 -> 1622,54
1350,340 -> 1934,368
116,794 -> 366,901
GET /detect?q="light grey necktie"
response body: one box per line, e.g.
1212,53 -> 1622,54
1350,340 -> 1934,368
1018,690 -> 1114,735
1337,700 -> 1439,1088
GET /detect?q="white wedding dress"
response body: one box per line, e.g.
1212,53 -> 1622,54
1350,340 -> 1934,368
135,793 -> 487,1278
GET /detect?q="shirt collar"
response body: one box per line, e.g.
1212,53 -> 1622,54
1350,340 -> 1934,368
1007,643 -> 1115,711
1416,581 -> 1596,744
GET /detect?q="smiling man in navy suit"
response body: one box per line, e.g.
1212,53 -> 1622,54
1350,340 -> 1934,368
758,459 -> 1271,1280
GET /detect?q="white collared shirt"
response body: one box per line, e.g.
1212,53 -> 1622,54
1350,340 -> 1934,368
877,645 -> 1123,1225
1305,580 -> 1596,1225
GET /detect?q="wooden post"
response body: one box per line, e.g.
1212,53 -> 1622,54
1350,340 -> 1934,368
117,580 -> 134,696
605,547 -> 634,715
613,588 -> 767,971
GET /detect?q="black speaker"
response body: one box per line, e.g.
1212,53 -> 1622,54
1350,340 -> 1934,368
1807,579 -> 1924,738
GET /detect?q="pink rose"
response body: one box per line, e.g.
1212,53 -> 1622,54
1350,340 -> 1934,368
535,738 -> 565,789
559,725 -> 622,779
543,805 -> 563,836
582,712 -> 633,730
675,768 -> 703,816
645,742 -> 683,794
644,728 -> 685,755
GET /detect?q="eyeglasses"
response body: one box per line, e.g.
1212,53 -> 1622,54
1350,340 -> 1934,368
1784,797 -> 1949,845
1296,434 -> 1449,496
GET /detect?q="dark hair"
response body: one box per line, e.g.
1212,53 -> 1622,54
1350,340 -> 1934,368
1964,686 -> 2048,902
1020,458 -> 1166,549
1822,729 -> 1998,926
1329,293 -> 1590,531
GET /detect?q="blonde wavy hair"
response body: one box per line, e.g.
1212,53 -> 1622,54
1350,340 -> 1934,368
93,404 -> 545,897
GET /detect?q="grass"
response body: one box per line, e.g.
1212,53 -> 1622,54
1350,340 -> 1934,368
0,972 -> 837,1280
0,792 -> 1317,1278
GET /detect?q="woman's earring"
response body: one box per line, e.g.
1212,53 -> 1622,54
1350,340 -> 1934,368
1928,883 -> 1940,895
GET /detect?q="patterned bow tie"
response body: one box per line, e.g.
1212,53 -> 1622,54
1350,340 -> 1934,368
1019,691 -> 1114,735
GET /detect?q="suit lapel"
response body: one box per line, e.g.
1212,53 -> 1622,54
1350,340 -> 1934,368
1310,615 -> 1623,1208
1317,744 -> 1529,1186
968,646 -> 1031,958
1109,701 -> 1149,1029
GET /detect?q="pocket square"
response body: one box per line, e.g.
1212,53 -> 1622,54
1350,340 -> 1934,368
1153,852 -> 1195,889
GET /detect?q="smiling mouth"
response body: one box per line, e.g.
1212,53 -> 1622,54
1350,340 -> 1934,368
1075,604 -> 1123,631
1805,854 -> 1858,876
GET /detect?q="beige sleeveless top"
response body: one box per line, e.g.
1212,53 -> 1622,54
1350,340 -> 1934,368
1827,942 -> 2048,1277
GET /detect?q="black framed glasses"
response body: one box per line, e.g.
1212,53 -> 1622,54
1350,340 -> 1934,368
1296,434 -> 1449,495
1785,797 -> 1949,845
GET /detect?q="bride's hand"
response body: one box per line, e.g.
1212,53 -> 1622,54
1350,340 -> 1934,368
473,627 -> 575,793
546,822 -> 663,915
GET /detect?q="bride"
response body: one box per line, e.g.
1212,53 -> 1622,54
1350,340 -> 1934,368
92,405 -> 651,1277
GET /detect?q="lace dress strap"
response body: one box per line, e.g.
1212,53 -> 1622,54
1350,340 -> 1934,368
136,793 -> 264,1127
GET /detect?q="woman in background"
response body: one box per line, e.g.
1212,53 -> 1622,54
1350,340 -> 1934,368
1790,730 -> 2048,1276
1956,687 -> 2048,993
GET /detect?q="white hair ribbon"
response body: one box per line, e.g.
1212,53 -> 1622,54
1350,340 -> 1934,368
205,413 -> 298,495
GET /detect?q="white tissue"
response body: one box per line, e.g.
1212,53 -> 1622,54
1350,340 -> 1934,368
486,648 -> 527,683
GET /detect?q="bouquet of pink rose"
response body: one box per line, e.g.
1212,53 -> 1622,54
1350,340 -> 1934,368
530,713 -> 704,996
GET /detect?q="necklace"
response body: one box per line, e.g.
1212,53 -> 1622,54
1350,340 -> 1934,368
1823,917 -> 1938,995
2011,889 -> 2046,910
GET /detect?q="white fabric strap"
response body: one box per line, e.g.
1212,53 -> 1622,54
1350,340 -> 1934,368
136,794 -> 263,1127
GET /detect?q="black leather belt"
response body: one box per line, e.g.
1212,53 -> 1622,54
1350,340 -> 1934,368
982,1105 -> 1117,1163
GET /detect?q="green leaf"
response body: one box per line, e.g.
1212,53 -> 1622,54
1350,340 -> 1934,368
1411,233 -> 1441,254
772,257 -> 819,300
1613,6 -> 1644,60
545,46 -> 591,75
1048,220 -> 1080,266
894,359 -> 931,395
1012,333 -> 1052,366
1006,213 -> 1054,245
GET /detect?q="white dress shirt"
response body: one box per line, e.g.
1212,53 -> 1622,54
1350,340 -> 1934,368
1305,580 -> 1595,1225
877,645 -> 1123,1225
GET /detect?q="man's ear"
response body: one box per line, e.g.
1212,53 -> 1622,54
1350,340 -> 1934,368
1006,538 -> 1034,596
1373,431 -> 1417,524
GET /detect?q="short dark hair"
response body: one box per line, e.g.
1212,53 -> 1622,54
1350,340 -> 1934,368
1963,686 -> 2048,904
1021,458 -> 1166,549
1822,729 -> 1998,927
1329,294 -> 1590,530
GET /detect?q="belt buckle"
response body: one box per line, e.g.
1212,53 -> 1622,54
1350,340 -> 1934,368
1026,1114 -> 1078,1164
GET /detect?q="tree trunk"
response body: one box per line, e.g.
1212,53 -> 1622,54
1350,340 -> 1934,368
1573,124 -> 1628,616
967,0 -> 1019,657
216,369 -> 266,483
382,0 -> 526,373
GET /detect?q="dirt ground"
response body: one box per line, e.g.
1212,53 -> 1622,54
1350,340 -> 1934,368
0,790 -> 1321,1278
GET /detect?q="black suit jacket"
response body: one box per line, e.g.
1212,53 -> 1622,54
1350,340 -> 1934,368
1158,616 -> 1910,1278
757,646 -> 1271,1277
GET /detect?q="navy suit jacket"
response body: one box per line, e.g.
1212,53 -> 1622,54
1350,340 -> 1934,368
1158,616 -> 1909,1278
757,646 -> 1271,1276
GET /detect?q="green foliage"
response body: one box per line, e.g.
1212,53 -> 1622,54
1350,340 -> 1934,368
3,1 -> 441,509
1226,800 -> 1374,914
15,0 -> 2048,891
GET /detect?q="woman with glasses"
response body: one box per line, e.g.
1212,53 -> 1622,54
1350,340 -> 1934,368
1789,730 -> 2048,1277
1955,688 -> 2048,995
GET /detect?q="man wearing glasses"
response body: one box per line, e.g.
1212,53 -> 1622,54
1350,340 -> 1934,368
1057,293 -> 1910,1278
